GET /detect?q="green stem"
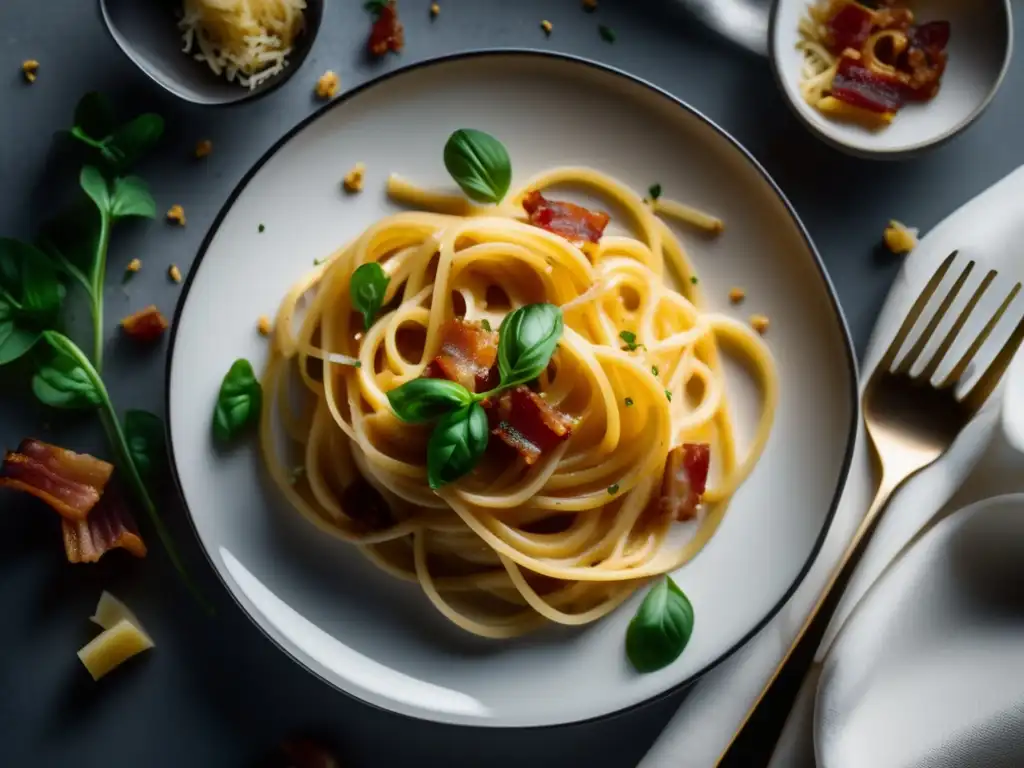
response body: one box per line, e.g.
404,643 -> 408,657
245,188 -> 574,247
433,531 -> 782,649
89,212 -> 111,373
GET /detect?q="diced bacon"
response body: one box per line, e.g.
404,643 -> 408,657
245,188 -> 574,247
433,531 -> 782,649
824,1 -> 876,54
658,443 -> 710,521
0,439 -> 114,521
62,486 -> 147,563
522,190 -> 610,245
491,386 -> 574,465
424,318 -> 499,394
368,1 -> 404,57
120,305 -> 169,342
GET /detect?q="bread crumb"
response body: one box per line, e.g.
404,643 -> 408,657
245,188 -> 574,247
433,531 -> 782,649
166,205 -> 186,226
168,265 -> 182,283
125,258 -> 142,275
883,220 -> 918,255
194,139 -> 213,159
343,162 -> 366,193
430,3 -> 439,17
257,315 -> 272,336
22,60 -> 39,83
728,287 -> 745,304
540,19 -> 553,35
316,70 -> 339,100
750,314 -> 769,335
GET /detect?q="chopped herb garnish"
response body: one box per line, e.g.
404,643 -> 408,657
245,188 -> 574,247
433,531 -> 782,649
652,365 -> 659,377
599,24 -> 616,43
619,330 -> 645,352
608,483 -> 620,495
364,0 -> 389,15
648,183 -> 662,201
313,256 -> 328,266
481,319 -> 492,331
665,389 -> 672,402
690,276 -> 699,285
624,397 -> 634,407
258,223 -> 265,233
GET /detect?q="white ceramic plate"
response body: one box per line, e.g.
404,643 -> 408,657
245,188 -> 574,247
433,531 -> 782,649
816,493 -> 1024,767
166,51 -> 858,727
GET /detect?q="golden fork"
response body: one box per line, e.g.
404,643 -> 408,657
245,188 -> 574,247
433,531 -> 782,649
718,252 -> 1024,765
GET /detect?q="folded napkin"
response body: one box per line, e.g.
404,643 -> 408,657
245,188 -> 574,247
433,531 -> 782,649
641,164 -> 1024,768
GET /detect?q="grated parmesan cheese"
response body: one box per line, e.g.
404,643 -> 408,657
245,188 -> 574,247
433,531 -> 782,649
179,0 -> 306,90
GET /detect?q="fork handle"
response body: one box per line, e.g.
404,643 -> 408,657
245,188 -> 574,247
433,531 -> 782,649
716,479 -> 900,766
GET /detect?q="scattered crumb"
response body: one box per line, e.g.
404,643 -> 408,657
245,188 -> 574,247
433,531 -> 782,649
343,162 -> 366,193
599,24 -> 616,43
194,139 -> 213,159
166,205 -> 186,226
257,315 -> 272,336
883,220 -> 918,255
540,19 -> 553,35
22,59 -> 39,83
750,314 -> 770,335
582,0 -> 597,10
316,70 -> 339,100
125,258 -> 142,275
728,287 -> 745,304
430,2 -> 439,18
168,264 -> 182,283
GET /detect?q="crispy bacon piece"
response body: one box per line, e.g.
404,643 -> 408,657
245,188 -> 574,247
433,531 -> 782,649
0,439 -> 114,521
491,386 -> 574,465
423,318 -> 499,394
658,443 -> 711,522
824,2 -> 876,54
120,305 -> 169,342
368,1 -> 404,57
830,55 -> 903,113
62,487 -> 147,563
522,190 -> 610,245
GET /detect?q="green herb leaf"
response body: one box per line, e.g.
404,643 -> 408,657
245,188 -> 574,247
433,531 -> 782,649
110,176 -> 156,220
690,276 -> 699,285
427,403 -> 490,489
73,92 -> 116,141
620,329 -> 644,352
497,303 -> 563,389
665,389 -> 672,402
624,397 -> 634,407
350,262 -> 390,330
443,129 -> 512,204
626,576 -> 695,673
388,378 -> 473,424
0,316 -> 40,365
652,365 -> 659,377
107,113 -> 164,170
32,345 -> 103,410
0,239 -> 65,365
648,183 -> 662,201
608,483 -> 620,494
124,409 -> 167,482
364,0 -> 389,13
599,24 -> 617,43
480,319 -> 491,331
80,166 -> 111,213
213,359 -> 263,444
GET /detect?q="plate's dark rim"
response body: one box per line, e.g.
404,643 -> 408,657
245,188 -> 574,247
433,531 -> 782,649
164,48 -> 861,729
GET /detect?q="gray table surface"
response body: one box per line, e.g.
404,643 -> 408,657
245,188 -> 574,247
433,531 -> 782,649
2,1 -> 1023,766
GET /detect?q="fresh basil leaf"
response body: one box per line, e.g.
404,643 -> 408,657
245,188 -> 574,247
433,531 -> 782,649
32,348 -> 103,410
124,409 -> 167,481
213,358 -> 263,444
497,303 -> 563,389
625,576 -> 695,673
350,263 -> 390,330
427,403 -> 490,489
0,319 -> 40,366
80,166 -> 111,214
443,129 -> 512,204
388,378 -> 472,423
20,254 -> 65,318
107,113 -> 164,169
110,176 -> 156,220
39,202 -> 102,273
73,92 -> 116,142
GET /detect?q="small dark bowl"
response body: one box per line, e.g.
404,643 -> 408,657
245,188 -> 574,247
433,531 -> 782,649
98,0 -> 324,106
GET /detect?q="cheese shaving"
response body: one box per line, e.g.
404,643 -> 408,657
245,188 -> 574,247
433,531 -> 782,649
179,0 -> 306,90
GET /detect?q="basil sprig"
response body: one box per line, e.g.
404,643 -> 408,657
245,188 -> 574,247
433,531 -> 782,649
213,359 -> 263,444
386,302 -> 563,488
443,129 -> 512,204
124,409 -> 168,483
626,576 -> 695,673
69,92 -> 164,172
0,239 -> 66,365
350,262 -> 390,330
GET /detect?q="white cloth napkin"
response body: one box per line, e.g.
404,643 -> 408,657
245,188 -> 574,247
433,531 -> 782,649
640,163 -> 1024,768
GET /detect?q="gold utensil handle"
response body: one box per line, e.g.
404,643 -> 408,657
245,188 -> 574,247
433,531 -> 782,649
717,480 -> 899,765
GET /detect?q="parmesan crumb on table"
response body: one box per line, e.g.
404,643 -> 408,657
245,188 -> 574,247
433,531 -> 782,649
257,315 -> 272,336
166,205 -> 186,226
430,3 -> 440,18
21,60 -> 39,83
728,287 -> 745,304
125,258 -> 142,275
343,162 -> 366,193
750,314 -> 770,335
315,70 -> 340,100
582,0 -> 597,10
194,139 -> 213,159
168,265 -> 182,284
541,19 -> 553,35
883,219 -> 918,254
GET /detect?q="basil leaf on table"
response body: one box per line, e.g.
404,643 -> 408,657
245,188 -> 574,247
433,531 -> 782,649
124,409 -> 167,481
110,176 -> 156,221
32,349 -> 104,410
625,576 -> 695,673
213,358 -> 263,444
388,378 -> 473,423
350,262 -> 390,330
107,113 -> 164,169
73,92 -> 116,141
497,303 -> 564,389
443,129 -> 512,204
427,403 -> 490,489
79,166 -> 111,213
0,239 -> 66,365
0,302 -> 40,366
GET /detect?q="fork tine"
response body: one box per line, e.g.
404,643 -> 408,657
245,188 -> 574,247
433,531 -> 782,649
962,296 -> 1024,413
896,260 -> 974,375
940,282 -> 1022,389
918,269 -> 996,382
876,251 -> 958,373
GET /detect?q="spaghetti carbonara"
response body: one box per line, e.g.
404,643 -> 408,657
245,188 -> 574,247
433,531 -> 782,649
259,165 -> 777,638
